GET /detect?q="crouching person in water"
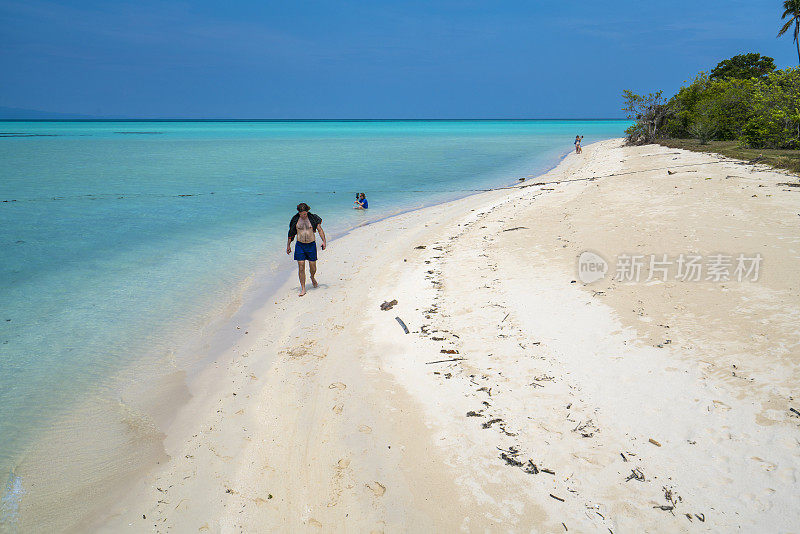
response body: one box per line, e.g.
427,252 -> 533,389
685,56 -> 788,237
353,193 -> 368,209
286,202 -> 326,297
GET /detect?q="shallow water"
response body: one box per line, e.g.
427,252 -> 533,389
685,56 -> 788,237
0,120 -> 626,527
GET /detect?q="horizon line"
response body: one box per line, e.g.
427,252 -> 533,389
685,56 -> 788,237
0,117 -> 629,122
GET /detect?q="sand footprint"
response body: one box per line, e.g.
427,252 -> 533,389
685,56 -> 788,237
332,404 -> 343,414
366,481 -> 386,497
328,458 -> 352,508
751,456 -> 777,471
358,425 -> 372,434
329,382 -> 347,390
712,400 -> 732,411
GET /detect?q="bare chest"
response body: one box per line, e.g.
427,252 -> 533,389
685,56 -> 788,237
296,217 -> 314,242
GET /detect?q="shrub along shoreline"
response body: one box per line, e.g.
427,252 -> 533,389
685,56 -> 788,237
623,53 -> 800,174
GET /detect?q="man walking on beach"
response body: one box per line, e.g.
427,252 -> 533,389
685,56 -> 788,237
287,203 -> 326,297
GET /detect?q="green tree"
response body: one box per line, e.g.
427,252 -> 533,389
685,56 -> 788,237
689,107 -> 717,144
630,63 -> 799,149
621,90 -> 671,145
709,53 -> 776,79
741,68 -> 800,148
663,73 -> 711,138
778,0 -> 800,65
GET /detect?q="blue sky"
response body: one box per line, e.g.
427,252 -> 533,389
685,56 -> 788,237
0,0 -> 796,118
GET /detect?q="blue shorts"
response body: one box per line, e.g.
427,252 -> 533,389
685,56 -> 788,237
294,241 -> 318,262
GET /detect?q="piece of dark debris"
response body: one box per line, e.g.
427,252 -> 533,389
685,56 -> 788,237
482,418 -> 502,429
498,424 -> 518,437
625,468 -> 645,482
395,316 -> 410,334
500,452 -> 524,467
466,411 -> 483,417
380,299 -> 398,311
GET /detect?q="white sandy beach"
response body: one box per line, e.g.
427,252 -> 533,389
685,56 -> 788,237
92,139 -> 800,533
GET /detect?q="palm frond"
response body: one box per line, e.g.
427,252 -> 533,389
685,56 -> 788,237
782,0 -> 800,19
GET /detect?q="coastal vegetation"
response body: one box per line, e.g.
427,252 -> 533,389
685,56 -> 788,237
622,3 -> 800,172
622,53 -> 800,172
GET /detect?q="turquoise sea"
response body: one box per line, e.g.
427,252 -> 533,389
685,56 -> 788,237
0,120 -> 627,527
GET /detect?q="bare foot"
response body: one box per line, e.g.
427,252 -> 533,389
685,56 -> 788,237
311,277 -> 319,288
299,287 -> 306,297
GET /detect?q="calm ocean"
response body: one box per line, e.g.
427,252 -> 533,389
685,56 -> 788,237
0,120 -> 626,526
